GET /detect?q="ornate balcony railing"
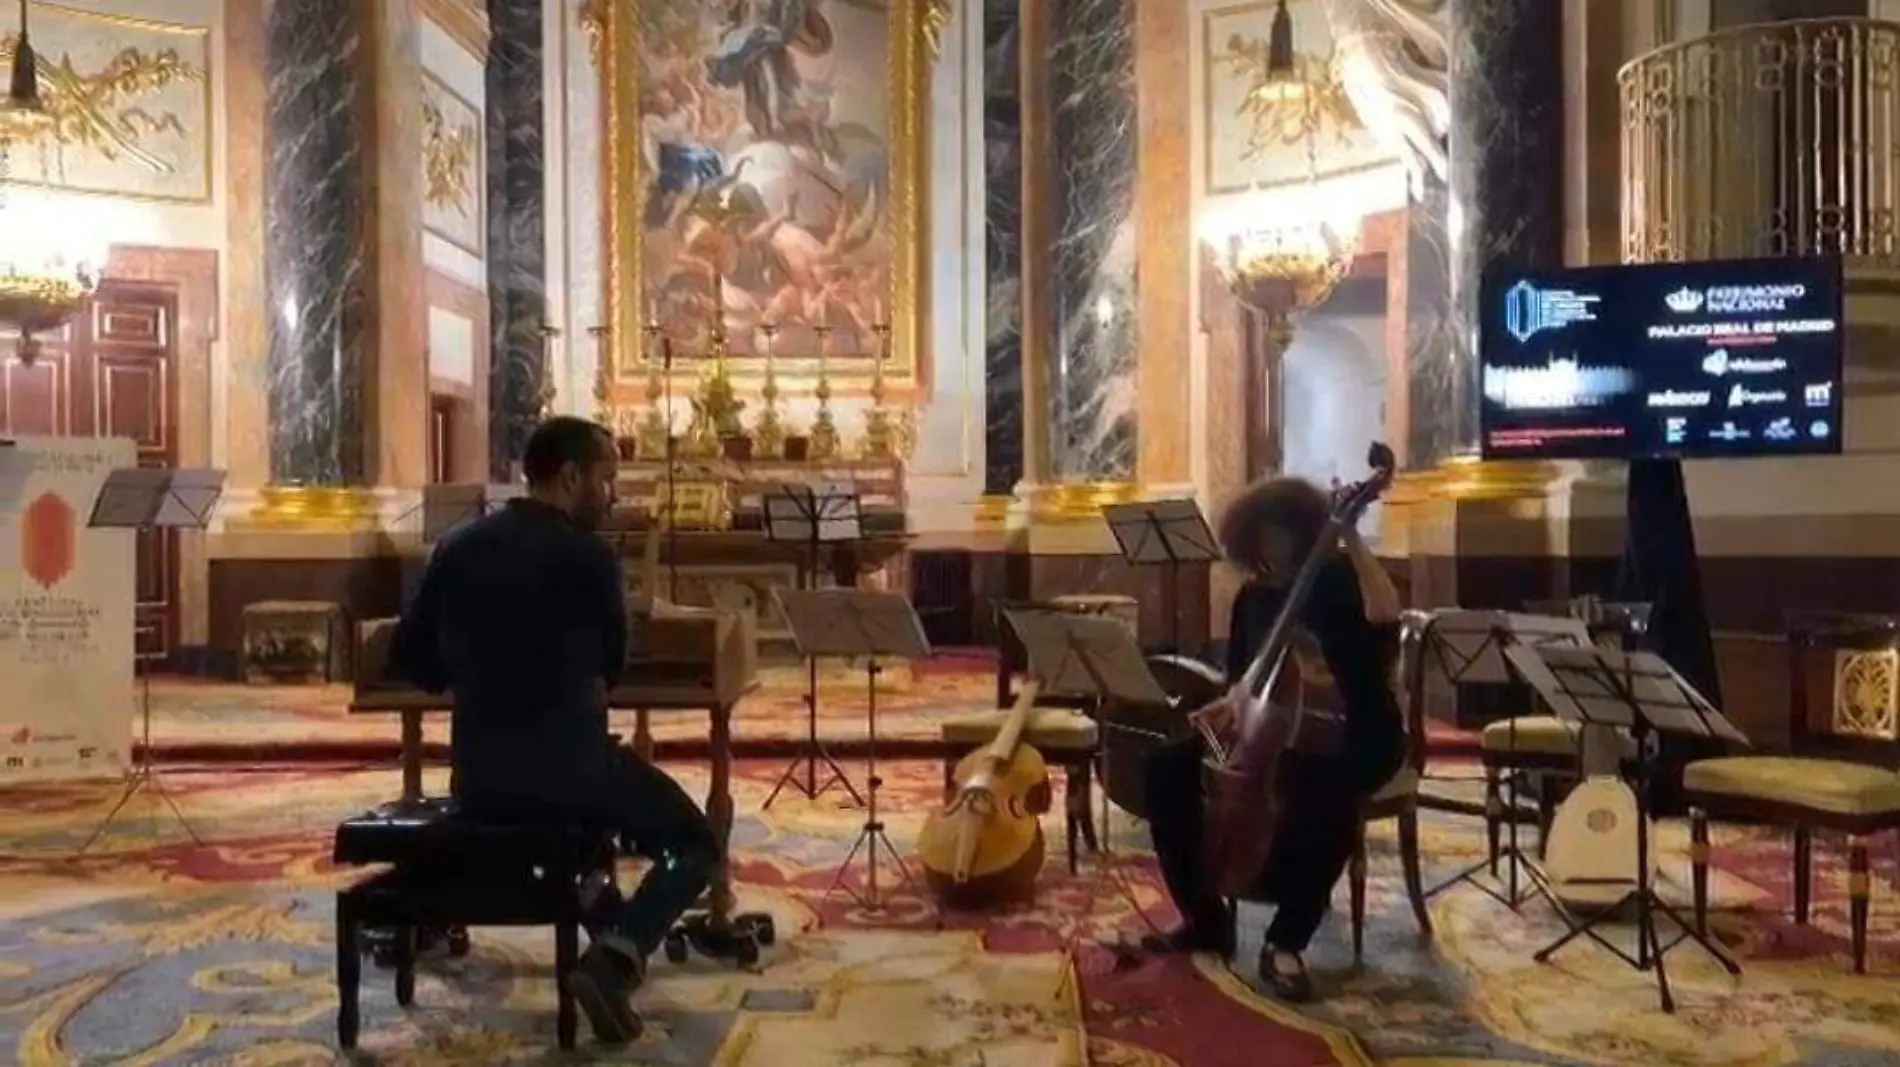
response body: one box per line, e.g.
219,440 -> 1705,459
1622,17 -> 1900,269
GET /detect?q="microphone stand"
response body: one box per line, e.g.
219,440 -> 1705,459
644,324 -> 682,601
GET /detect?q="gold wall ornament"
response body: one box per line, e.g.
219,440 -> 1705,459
1833,648 -> 1900,742
0,36 -> 205,176
922,0 -> 954,58
243,485 -> 381,531
1220,39 -> 1360,162
421,92 -> 477,215
577,0 -> 604,65
600,0 -> 931,392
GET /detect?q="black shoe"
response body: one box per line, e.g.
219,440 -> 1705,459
569,942 -> 644,1045
1258,947 -> 1314,1003
1138,923 -> 1233,957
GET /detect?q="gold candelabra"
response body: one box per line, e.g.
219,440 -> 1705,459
753,322 -> 788,458
859,322 -> 901,460
589,325 -> 614,428
807,324 -> 841,460
536,322 -> 561,418
637,319 -> 670,460
685,287 -> 745,457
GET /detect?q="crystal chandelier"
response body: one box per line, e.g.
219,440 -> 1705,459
0,0 -> 95,366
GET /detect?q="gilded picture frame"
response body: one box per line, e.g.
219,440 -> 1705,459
598,1 -> 932,401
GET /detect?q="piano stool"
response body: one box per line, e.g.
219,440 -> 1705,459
939,708 -> 1103,873
331,799 -> 621,1052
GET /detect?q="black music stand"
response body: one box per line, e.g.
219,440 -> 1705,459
1101,499 -> 1220,655
1409,610 -> 1592,906
1504,643 -> 1747,1012
1002,604 -> 1172,994
78,466 -> 227,853
777,587 -> 931,911
760,482 -> 867,810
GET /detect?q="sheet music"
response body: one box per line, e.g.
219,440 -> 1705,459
151,468 -> 226,528
764,481 -> 863,544
775,588 -> 930,659
1418,609 -> 1590,686
1002,606 -> 1171,706
1102,498 -> 1221,565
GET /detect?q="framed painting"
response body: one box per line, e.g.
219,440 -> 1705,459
1,2 -> 212,203
420,72 -> 485,257
596,0 -> 935,398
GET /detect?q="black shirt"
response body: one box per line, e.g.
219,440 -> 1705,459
1224,556 -> 1401,736
389,497 -> 627,808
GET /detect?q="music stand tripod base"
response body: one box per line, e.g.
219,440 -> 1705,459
1504,642 -> 1746,1013
77,466 -> 226,855
1000,605 -> 1171,996
777,587 -> 931,913
761,484 -> 868,811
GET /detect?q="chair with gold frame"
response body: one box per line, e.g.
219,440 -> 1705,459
1686,611 -> 1900,974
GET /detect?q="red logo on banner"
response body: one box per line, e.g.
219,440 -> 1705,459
21,491 -> 76,589
8,726 -> 29,744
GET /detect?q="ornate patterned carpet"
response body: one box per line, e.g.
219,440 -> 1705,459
2,756 -> 1896,1065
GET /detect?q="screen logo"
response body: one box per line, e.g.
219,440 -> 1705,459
1666,288 -> 1705,314
1701,348 -> 1788,376
1664,417 -> 1688,445
1728,384 -> 1788,408
1709,421 -> 1751,442
1764,417 -> 1797,442
1647,389 -> 1711,409
1503,281 -> 1603,343
1812,420 -> 1832,440
1484,358 -> 1634,410
1805,382 -> 1833,407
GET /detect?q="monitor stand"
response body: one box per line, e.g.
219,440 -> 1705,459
1614,456 -> 1724,814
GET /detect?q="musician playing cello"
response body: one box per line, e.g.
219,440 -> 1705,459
1142,476 -> 1404,1002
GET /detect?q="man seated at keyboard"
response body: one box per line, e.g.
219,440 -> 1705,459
389,415 -> 717,1044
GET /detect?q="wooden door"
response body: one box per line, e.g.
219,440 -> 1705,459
0,283 -> 180,662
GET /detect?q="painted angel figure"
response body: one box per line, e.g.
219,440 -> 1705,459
706,0 -> 836,139
1319,0 -> 1451,199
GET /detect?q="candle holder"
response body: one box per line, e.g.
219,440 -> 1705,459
807,324 -> 841,461
536,322 -> 562,418
637,320 -> 671,461
859,322 -> 899,460
753,321 -> 788,459
589,325 -> 614,427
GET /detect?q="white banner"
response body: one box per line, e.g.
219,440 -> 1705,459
0,436 -> 136,783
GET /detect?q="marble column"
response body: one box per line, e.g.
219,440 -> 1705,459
1043,0 -> 1138,481
485,0 -> 547,479
1403,175 -> 1456,468
264,0 -> 369,486
983,0 -> 1024,496
1438,0 -> 1566,466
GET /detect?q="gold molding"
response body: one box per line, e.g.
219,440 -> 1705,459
1428,453 -> 1565,502
601,1 -> 932,406
417,0 -> 491,58
237,486 -> 383,531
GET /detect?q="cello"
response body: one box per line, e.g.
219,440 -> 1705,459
1194,443 -> 1396,898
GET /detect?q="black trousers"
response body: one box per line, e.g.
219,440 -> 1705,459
1145,722 -> 1403,954
463,747 -> 720,960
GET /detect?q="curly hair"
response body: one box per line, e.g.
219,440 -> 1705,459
1216,476 -> 1331,575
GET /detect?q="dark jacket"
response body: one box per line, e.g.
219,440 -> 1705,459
1226,557 -> 1402,744
389,497 -> 626,811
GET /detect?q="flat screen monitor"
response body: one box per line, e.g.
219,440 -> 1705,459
1479,256 -> 1844,460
